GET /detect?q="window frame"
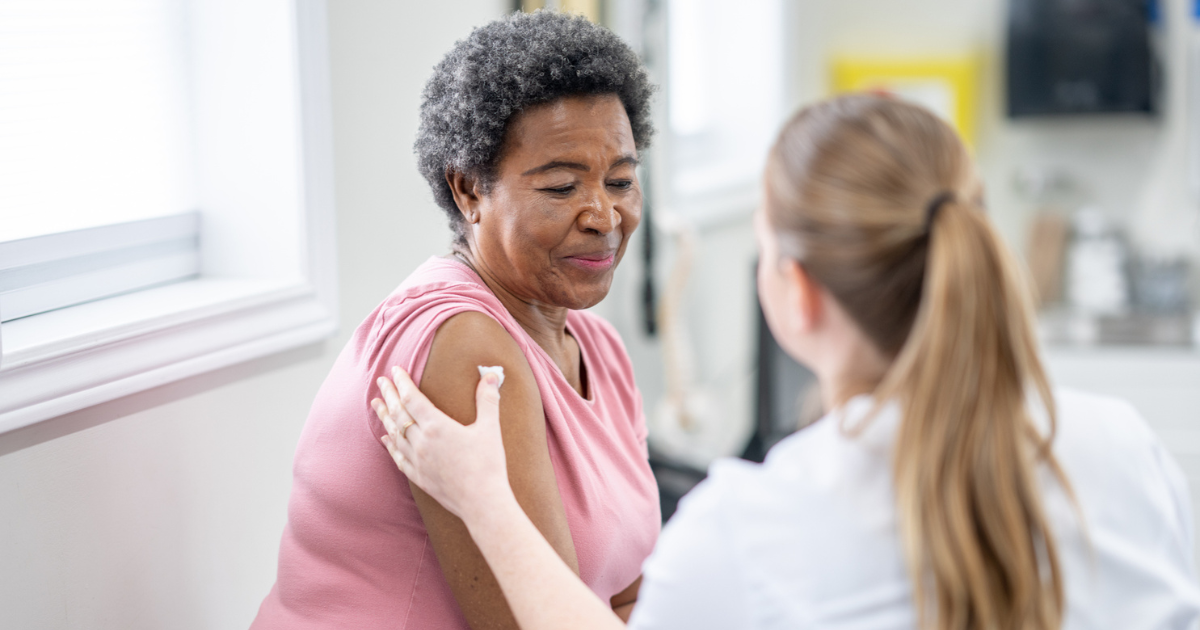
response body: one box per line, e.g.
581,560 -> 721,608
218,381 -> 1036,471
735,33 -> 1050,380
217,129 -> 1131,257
0,212 -> 202,323
0,0 -> 337,433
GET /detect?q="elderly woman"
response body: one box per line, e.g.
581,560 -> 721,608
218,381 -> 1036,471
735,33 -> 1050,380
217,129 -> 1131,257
251,11 -> 660,630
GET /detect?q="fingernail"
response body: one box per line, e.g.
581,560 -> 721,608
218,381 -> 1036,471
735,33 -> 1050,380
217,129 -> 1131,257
376,377 -> 385,387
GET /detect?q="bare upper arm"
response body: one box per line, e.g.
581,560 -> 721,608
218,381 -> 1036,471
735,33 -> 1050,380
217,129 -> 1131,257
611,575 -> 642,622
412,311 -> 579,629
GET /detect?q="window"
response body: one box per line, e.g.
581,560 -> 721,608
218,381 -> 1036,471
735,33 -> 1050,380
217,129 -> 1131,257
1,0 -> 202,319
0,0 -> 197,242
664,0 -> 785,223
0,0 -> 337,432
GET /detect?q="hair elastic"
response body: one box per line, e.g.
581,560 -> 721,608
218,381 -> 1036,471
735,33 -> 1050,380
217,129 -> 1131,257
925,192 -> 956,231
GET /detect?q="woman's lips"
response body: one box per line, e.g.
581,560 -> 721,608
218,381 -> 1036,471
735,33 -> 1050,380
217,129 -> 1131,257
563,252 -> 616,271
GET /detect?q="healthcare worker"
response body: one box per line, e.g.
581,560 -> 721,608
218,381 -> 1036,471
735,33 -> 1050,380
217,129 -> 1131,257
372,95 -> 1200,629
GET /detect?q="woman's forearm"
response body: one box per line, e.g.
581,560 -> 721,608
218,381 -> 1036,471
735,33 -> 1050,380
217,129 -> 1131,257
464,493 -> 626,630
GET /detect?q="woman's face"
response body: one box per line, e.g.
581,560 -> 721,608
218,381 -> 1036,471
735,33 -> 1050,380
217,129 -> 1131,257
466,94 -> 641,310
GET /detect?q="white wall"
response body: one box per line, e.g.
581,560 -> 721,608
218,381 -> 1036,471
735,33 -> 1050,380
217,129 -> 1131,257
0,2 -> 506,628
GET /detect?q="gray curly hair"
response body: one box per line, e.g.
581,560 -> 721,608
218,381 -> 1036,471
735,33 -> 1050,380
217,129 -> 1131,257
415,10 -> 655,241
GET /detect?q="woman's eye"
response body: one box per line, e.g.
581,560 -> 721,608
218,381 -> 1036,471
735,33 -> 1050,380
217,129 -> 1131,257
541,185 -> 574,195
607,180 -> 633,190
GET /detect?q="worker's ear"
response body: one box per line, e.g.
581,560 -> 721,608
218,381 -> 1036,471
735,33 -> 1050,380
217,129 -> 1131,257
779,258 -> 822,334
446,169 -> 483,225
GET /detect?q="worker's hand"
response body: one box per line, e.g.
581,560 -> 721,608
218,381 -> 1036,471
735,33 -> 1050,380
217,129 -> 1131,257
372,366 -> 514,524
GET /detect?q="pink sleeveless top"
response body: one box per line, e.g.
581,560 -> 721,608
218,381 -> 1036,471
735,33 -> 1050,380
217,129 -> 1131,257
252,257 -> 661,629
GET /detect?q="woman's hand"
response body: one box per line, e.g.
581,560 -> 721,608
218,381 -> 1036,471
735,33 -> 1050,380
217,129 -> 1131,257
372,367 -> 515,524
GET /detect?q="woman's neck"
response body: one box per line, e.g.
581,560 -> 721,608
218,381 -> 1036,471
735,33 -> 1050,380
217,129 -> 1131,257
811,322 -> 892,412
450,249 -> 572,355
819,375 -> 880,412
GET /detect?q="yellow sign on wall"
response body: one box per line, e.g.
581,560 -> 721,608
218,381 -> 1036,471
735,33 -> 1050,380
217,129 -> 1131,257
831,56 -> 980,147
517,0 -> 601,23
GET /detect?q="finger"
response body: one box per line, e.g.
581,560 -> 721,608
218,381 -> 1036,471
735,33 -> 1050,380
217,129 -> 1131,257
390,422 -> 420,460
395,451 -> 417,479
475,369 -> 502,430
382,435 -> 404,471
377,375 -> 404,420
382,436 -> 418,479
375,385 -> 417,446
392,367 -> 447,427
370,398 -> 396,434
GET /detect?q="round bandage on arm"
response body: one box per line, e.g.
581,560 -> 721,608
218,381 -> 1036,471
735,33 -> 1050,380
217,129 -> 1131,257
477,365 -> 505,388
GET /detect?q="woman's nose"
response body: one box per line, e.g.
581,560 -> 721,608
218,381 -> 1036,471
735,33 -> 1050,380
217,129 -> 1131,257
578,193 -> 621,234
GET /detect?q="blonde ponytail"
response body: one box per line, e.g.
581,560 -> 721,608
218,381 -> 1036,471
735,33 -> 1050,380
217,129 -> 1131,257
881,197 -> 1064,630
765,95 -> 1070,630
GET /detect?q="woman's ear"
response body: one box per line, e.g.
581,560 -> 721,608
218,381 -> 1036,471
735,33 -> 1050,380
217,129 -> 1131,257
446,170 -> 482,224
780,258 -> 822,333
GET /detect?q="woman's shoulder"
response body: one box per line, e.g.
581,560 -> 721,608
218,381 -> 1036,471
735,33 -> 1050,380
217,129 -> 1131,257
684,406 -> 898,534
352,256 -> 528,379
1050,387 -> 1193,537
383,256 -> 499,312
1049,387 -> 1183,497
649,444 -> 908,623
682,402 -> 905,574
762,398 -> 900,487
368,258 -> 510,340
645,451 -> 908,627
1042,388 -> 1200,621
1052,387 -> 1157,444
